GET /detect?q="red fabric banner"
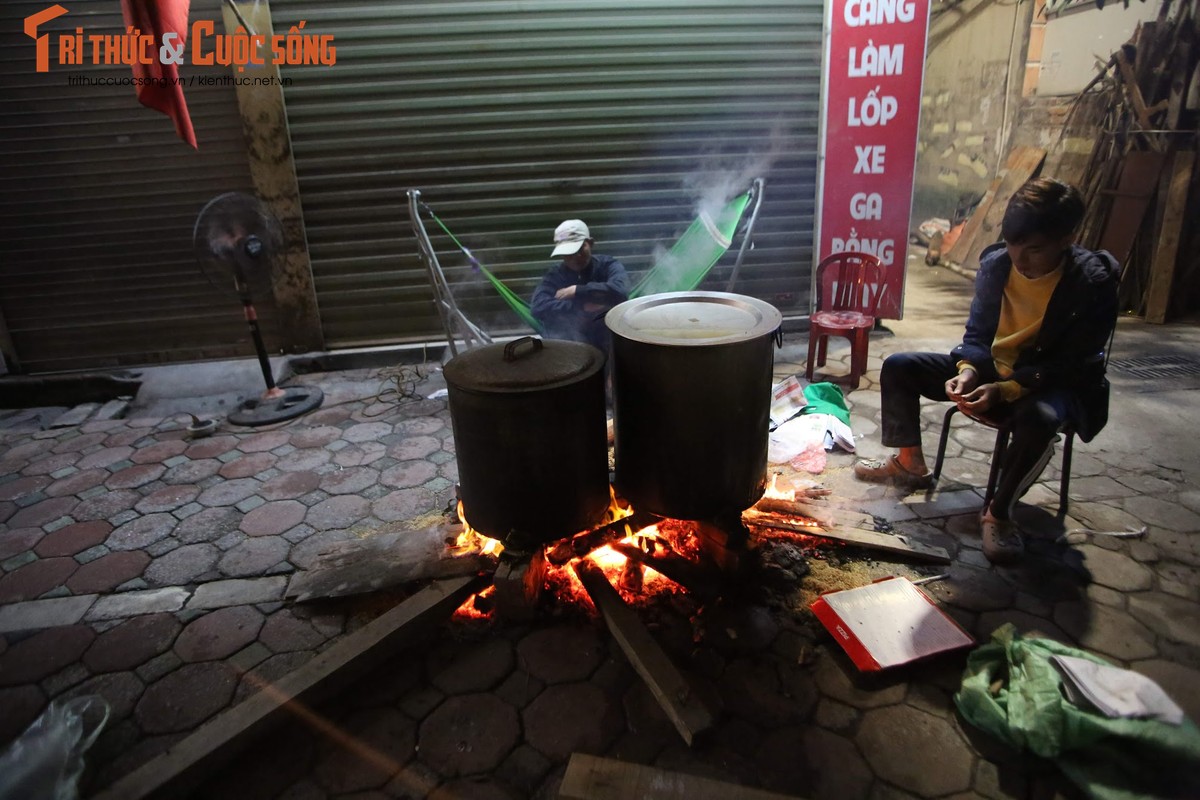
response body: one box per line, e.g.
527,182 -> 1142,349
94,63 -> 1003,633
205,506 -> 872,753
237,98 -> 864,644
120,0 -> 197,148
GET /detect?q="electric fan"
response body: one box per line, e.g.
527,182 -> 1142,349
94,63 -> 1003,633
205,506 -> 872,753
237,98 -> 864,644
193,192 -> 323,426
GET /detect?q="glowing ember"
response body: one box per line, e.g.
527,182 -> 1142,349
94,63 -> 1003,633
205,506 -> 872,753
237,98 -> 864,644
543,519 -> 697,609
453,585 -> 496,621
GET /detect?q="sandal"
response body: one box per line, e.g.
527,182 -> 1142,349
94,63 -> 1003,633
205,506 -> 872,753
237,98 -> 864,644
980,508 -> 1024,563
853,455 -> 933,488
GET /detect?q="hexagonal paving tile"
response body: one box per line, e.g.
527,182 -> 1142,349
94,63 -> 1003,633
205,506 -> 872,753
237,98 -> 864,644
517,626 -> 604,684
135,661 -> 238,733
175,606 -> 265,662
84,613 -> 181,673
420,693 -> 520,776
856,704 -> 973,797
522,682 -> 623,762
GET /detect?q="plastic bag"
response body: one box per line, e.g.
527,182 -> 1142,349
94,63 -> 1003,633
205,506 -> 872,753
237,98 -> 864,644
955,625 -> 1200,800
0,696 -> 110,800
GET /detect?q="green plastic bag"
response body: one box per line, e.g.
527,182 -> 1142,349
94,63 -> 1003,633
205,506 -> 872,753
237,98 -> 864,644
955,624 -> 1200,800
801,382 -> 851,427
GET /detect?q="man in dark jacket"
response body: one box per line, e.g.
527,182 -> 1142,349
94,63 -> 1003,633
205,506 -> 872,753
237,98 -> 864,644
853,178 -> 1119,562
531,219 -> 631,353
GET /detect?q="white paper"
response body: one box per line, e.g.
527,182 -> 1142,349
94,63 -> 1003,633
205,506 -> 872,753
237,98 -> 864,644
1051,654 -> 1185,725
821,578 -> 973,669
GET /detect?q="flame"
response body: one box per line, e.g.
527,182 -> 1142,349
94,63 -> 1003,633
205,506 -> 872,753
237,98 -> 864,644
452,501 -> 505,558
764,472 -> 795,501
543,518 -> 696,609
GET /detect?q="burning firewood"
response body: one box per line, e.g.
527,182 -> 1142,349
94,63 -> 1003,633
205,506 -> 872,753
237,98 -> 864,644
609,540 -> 723,601
546,509 -> 662,566
742,510 -> 951,564
572,559 -> 715,746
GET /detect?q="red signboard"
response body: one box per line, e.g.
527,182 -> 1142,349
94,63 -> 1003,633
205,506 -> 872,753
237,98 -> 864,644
817,0 -> 931,319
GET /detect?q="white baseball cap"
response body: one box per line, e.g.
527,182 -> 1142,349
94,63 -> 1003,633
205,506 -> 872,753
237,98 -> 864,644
551,219 -> 590,257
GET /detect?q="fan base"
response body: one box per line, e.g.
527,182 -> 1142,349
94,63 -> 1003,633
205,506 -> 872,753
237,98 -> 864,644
228,386 -> 324,427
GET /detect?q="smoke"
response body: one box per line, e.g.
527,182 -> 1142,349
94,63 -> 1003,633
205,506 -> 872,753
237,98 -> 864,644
641,119 -> 790,292
683,118 -> 789,222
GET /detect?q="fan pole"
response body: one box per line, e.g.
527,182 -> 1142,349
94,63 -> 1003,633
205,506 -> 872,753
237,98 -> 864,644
233,261 -> 284,399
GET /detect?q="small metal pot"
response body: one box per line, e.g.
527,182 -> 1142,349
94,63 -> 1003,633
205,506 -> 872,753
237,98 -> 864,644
606,292 -> 782,520
443,336 -> 610,544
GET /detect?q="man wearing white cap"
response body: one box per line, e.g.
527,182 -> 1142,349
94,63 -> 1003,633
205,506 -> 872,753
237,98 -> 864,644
530,219 -> 630,353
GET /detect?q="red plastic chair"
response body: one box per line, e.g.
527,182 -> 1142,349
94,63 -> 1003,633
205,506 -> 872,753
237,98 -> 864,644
805,252 -> 886,389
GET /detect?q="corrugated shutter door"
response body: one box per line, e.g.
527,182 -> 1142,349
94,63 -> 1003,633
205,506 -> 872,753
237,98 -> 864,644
0,0 -> 264,374
274,0 -> 822,346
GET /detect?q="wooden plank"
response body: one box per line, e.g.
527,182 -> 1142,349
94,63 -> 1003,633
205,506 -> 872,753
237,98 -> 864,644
944,146 -> 1042,267
573,560 -> 715,746
285,522 -> 490,602
1144,151 -> 1195,324
559,753 -> 806,800
92,576 -> 487,800
1115,46 -> 1155,132
742,511 -> 951,564
943,174 -> 1003,265
1097,150 -> 1168,268
960,147 -> 1047,272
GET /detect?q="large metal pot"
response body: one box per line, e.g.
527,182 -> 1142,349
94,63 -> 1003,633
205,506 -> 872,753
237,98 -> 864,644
606,291 -> 782,520
443,336 -> 610,544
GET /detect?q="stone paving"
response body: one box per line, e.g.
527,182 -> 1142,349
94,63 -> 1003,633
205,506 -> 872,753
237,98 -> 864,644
0,260 -> 1198,799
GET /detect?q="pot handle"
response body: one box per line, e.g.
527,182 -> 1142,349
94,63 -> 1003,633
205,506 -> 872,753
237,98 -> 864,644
503,336 -> 544,362
774,326 -> 783,349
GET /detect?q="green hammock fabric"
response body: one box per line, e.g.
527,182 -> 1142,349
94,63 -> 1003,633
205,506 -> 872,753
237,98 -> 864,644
631,191 -> 752,299
425,189 -> 752,331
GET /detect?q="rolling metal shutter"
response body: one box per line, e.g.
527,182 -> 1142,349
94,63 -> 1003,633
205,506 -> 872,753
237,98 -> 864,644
0,0 -> 264,374
274,0 -> 823,346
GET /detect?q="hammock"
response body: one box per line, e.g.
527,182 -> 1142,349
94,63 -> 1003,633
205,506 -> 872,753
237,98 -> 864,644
408,180 -> 764,353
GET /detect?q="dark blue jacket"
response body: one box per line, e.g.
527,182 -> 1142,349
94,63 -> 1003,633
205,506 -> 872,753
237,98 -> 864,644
530,254 -> 630,340
951,242 -> 1120,441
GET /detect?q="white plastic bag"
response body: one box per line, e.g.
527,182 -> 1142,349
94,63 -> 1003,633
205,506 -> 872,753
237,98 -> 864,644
0,696 -> 109,800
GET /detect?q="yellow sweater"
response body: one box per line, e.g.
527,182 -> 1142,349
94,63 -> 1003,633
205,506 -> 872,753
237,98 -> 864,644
960,265 -> 1062,402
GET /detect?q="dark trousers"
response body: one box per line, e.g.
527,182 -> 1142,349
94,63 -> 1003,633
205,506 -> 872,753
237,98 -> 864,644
880,352 -> 1080,515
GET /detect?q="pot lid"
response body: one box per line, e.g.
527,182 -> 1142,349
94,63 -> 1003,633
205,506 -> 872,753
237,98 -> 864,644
443,336 -> 603,392
605,291 -> 782,346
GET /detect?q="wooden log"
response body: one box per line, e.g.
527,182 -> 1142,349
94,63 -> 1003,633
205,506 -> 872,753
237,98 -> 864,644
546,510 -> 661,566
493,548 -> 546,621
749,497 -> 876,531
1144,151 -> 1195,324
609,541 -> 723,600
285,522 -> 491,602
573,559 -> 715,746
560,753 -> 805,800
92,576 -> 487,800
742,511 -> 951,564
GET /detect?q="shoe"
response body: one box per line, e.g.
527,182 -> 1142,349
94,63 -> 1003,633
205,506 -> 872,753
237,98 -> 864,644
853,455 -> 933,488
980,508 -> 1024,563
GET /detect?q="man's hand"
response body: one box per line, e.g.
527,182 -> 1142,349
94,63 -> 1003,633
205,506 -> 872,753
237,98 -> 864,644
945,368 -> 978,401
958,383 -> 1001,413
554,285 -> 577,301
